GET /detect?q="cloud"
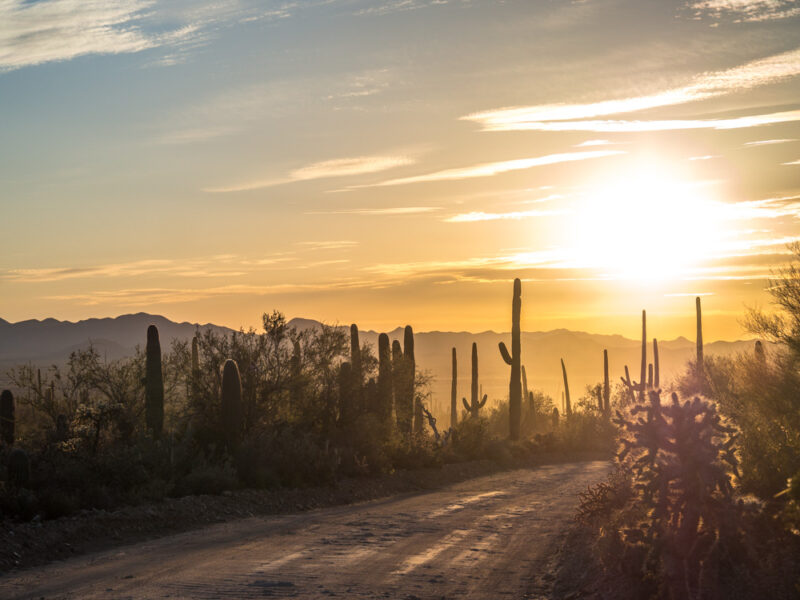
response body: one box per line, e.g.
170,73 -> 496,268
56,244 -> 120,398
0,0 -> 205,72
575,139 -> 616,147
353,150 -> 624,188
688,0 -> 800,21
463,48 -> 800,131
444,209 -> 565,223
1,256 -> 250,282
744,138 -> 798,147
295,240 -> 360,251
783,159 -> 800,165
308,207 -> 441,215
204,155 -> 415,192
475,109 -> 800,133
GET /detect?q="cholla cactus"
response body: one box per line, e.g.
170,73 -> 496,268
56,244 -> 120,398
615,390 -> 739,598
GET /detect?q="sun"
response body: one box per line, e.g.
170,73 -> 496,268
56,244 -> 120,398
572,162 -> 724,283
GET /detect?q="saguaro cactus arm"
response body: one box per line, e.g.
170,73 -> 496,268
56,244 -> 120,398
498,342 -> 512,365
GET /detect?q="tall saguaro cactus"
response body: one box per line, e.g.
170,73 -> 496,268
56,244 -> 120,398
653,338 -> 660,389
350,324 -> 363,412
145,325 -> 164,440
0,389 -> 14,446
560,358 -> 572,417
602,350 -> 610,415
221,358 -> 243,449
392,340 -> 404,431
639,310 -> 647,402
377,333 -> 393,428
399,326 -> 416,438
696,296 -> 704,376
450,347 -> 458,428
498,278 -> 522,440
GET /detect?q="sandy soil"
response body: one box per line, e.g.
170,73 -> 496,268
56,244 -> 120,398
0,460 -> 610,599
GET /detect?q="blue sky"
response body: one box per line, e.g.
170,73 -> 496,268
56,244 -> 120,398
1,0 -> 799,338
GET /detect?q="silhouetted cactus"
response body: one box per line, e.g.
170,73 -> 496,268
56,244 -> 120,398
754,339 -> 765,363
392,340 -> 404,431
145,325 -> 164,440
498,278 -> 522,440
378,333 -> 393,428
602,349 -> 610,415
0,389 -> 14,446
639,310 -> 647,401
450,347 -> 458,428
647,363 -> 653,388
350,324 -> 364,413
404,326 -> 419,437
221,358 -> 243,449
8,448 -> 30,487
521,365 -> 529,405
560,358 -> 572,417
696,296 -> 704,375
552,407 -> 560,428
462,342 -> 487,417
653,338 -> 660,389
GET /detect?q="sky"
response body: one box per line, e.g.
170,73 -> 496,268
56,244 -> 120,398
1,0 -> 799,340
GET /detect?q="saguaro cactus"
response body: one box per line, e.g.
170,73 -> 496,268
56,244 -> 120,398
560,358 -> 572,417
0,389 -> 14,446
498,278 -> 522,440
221,359 -> 243,448
653,338 -> 660,389
450,347 -> 458,428
462,342 -> 487,417
145,325 -> 164,440
754,340 -> 765,363
639,310 -> 647,402
392,340 -> 404,430
696,296 -> 704,376
350,324 -> 363,412
377,333 -> 393,428
338,361 -> 353,425
602,350 -> 610,415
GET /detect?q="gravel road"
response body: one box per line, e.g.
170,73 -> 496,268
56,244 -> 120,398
0,460 -> 610,600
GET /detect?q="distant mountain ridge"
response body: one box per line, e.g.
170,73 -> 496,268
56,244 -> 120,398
0,313 -> 760,414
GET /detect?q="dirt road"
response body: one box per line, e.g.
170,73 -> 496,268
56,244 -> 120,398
0,460 -> 609,600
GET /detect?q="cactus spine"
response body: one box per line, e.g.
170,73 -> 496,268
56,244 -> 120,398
602,349 -> 610,415
221,359 -> 243,449
145,325 -> 164,440
450,347 -> 458,428
560,358 -> 572,417
462,342 -> 487,417
0,389 -> 14,446
377,333 -> 393,428
498,278 -> 522,440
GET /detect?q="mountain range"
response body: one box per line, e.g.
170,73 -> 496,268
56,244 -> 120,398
0,313 -> 760,415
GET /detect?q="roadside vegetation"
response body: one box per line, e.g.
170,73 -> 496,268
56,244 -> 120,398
572,244 -> 800,599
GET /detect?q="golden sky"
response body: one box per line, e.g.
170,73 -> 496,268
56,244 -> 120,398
1,0 -> 799,340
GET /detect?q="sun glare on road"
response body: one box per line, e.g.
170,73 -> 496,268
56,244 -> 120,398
572,163 -> 724,283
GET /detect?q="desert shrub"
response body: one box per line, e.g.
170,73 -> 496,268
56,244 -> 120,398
173,457 -> 238,496
445,415 -> 489,461
235,422 -> 340,489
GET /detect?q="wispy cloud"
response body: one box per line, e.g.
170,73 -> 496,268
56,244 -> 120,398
475,109 -> 800,133
688,0 -> 800,22
783,159 -> 800,165
464,48 -> 800,131
575,139 -> 616,147
308,207 -> 440,215
351,150 -> 624,188
444,209 -> 565,223
744,138 -> 797,147
0,0 -> 205,72
295,240 -> 360,251
204,155 -> 415,193
1,257 -> 249,283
